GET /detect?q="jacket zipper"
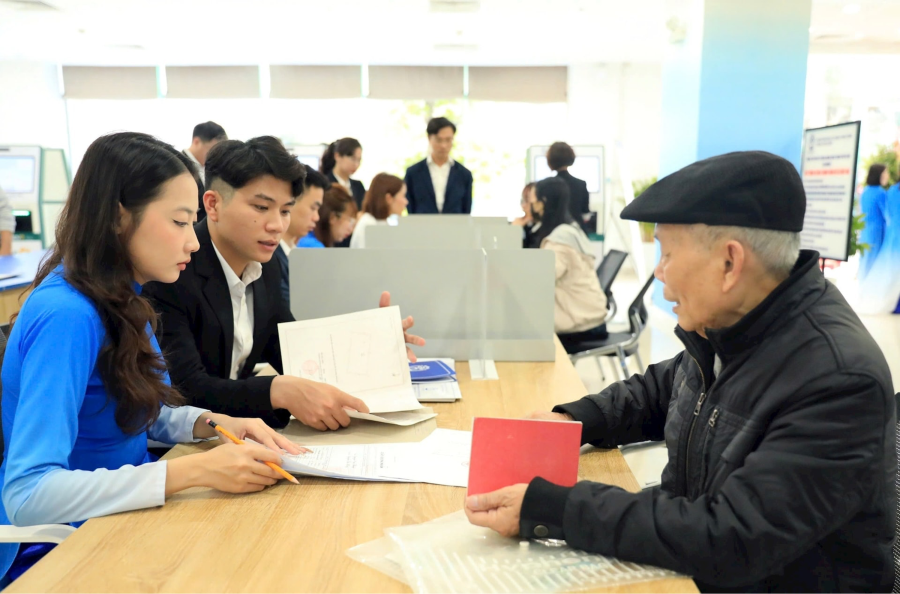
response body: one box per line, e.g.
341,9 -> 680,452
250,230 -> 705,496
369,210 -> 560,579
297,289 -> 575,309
708,408 -> 719,428
684,355 -> 708,494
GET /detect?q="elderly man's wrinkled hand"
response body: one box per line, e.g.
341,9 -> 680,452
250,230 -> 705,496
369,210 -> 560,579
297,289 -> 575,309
464,484 -> 528,538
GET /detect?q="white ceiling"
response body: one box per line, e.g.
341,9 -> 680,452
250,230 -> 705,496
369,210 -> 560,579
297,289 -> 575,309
0,0 -> 897,66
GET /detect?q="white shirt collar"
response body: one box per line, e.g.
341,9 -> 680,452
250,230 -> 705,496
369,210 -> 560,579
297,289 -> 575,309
211,238 -> 263,291
184,148 -> 201,167
333,172 -> 351,188
426,155 -> 454,168
279,239 -> 293,255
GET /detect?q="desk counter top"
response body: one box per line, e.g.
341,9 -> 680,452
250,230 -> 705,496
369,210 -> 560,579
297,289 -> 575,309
7,342 -> 696,593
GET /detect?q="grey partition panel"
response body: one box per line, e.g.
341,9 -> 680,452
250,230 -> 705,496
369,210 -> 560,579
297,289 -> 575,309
365,224 -> 522,250
400,215 -> 509,227
289,249 -> 555,361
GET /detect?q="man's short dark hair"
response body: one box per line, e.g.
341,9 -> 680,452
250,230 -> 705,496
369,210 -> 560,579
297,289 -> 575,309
426,117 -> 456,136
547,142 -> 576,171
303,165 -> 330,192
205,136 -> 306,197
192,121 -> 227,143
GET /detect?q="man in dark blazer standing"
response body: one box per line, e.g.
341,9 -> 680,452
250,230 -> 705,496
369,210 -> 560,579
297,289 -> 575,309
183,121 -> 227,222
145,136 -> 423,431
404,117 -> 473,214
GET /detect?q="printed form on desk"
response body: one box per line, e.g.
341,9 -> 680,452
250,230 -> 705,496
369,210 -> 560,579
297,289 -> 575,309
278,306 -> 434,424
274,429 -> 471,487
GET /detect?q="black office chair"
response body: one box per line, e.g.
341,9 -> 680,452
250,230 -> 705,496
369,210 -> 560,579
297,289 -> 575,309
566,273 -> 654,379
595,249 -> 628,321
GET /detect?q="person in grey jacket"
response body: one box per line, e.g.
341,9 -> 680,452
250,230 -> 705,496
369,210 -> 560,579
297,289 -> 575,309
0,184 -> 16,255
465,151 -> 897,592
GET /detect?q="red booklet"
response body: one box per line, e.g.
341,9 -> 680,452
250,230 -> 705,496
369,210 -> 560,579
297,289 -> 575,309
467,417 -> 582,496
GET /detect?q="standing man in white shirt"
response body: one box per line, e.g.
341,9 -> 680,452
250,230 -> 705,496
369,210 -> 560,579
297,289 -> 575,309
184,121 -> 227,221
404,117 -> 473,214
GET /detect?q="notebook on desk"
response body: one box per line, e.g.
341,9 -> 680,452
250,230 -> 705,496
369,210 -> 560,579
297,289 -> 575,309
467,417 -> 582,496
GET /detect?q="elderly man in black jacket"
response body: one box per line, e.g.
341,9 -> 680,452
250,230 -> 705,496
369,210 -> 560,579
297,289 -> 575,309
465,151 -> 897,592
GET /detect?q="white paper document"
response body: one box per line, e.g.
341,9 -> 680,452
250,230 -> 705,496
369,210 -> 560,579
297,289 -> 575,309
278,307 -> 423,414
413,382 -> 462,403
413,358 -> 462,402
278,429 -> 471,487
347,409 -> 438,426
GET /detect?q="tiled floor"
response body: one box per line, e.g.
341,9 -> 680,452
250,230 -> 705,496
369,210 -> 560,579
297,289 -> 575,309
573,267 -> 900,396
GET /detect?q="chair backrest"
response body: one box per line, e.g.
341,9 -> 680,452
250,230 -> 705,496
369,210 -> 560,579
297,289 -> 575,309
596,249 -> 628,297
626,274 -> 655,335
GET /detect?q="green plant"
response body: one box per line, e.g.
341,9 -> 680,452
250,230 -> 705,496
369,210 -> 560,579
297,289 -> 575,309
848,212 -> 870,258
632,177 -> 657,242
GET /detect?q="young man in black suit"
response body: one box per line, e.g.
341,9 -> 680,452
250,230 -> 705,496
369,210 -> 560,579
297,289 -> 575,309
145,136 -> 423,431
404,117 -> 473,214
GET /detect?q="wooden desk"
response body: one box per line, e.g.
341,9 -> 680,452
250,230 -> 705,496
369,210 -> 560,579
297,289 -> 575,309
7,343 -> 696,593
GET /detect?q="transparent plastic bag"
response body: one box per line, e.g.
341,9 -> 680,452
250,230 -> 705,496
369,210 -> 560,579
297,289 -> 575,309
348,511 -> 684,593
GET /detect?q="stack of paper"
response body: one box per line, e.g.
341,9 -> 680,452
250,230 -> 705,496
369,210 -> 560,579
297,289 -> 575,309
278,307 -> 436,426
275,428 -> 471,487
411,358 -> 462,403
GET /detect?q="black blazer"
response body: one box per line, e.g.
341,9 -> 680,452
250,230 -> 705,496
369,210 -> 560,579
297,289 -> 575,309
326,172 -> 366,210
327,172 -> 366,247
556,170 -> 590,219
273,242 -> 290,310
143,219 -> 293,428
404,159 -> 473,214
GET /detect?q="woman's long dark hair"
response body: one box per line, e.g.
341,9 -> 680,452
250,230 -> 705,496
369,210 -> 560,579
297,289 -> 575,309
320,137 -> 362,178
866,163 -> 886,187
27,132 -> 192,434
532,177 -> 574,245
315,183 -> 357,247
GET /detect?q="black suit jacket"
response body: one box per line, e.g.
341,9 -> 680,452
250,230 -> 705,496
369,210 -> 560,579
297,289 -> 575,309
557,170 -> 590,219
404,159 -> 473,214
327,172 -> 366,247
143,219 -> 293,428
326,172 -> 366,210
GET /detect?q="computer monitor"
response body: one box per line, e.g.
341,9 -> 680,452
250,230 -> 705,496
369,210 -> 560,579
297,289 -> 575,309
0,155 -> 37,194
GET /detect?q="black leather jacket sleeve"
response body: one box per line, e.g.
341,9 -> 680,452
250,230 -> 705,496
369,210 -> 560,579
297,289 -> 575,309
554,352 -> 683,447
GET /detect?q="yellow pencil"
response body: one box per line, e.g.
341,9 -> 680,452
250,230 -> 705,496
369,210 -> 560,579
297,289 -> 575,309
206,419 -> 300,485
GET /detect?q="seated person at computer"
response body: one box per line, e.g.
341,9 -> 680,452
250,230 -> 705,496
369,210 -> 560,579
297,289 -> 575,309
274,166 -> 327,306
144,138 -> 423,432
0,132 -> 301,583
320,138 -> 366,210
0,183 -> 15,255
183,121 -> 227,221
547,141 -> 589,222
349,173 -> 407,249
530,177 -> 607,348
464,152 -> 896,593
404,117 -> 473,214
298,183 -> 358,249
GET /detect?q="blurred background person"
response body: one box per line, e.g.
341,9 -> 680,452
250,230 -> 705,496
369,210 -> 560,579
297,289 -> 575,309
350,173 -> 407,249
299,184 -> 358,249
547,141 -> 589,221
183,121 -> 227,221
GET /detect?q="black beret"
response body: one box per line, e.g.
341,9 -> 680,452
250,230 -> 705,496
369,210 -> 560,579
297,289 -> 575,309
621,151 -> 806,232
